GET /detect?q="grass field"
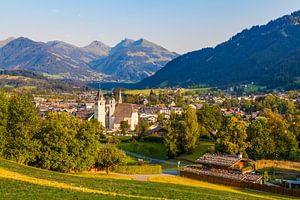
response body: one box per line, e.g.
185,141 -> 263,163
0,158 -> 296,200
176,141 -> 215,162
118,142 -> 167,160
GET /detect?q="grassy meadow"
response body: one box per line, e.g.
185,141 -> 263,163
0,158 -> 296,200
118,142 -> 168,160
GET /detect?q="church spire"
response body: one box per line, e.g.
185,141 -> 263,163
118,89 -> 122,104
97,90 -> 104,101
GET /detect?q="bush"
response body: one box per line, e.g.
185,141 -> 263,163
114,165 -> 162,174
143,135 -> 163,143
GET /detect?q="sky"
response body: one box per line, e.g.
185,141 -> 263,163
1,0 -> 300,53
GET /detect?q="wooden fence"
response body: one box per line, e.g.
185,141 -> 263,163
180,170 -> 300,198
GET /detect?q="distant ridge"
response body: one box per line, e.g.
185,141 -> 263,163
91,38 -> 178,82
138,10 -> 300,89
0,37 -> 177,82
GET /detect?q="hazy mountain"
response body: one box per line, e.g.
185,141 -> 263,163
47,40 -> 110,63
0,37 -> 177,82
92,38 -> 178,82
138,11 -> 300,89
82,41 -> 111,58
0,37 -> 15,48
0,37 -> 102,80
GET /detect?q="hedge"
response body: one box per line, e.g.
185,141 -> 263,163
114,165 -> 162,174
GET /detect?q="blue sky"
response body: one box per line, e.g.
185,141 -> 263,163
1,0 -> 300,53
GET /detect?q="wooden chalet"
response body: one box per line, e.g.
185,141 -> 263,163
182,153 -> 262,184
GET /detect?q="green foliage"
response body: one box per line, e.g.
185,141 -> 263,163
114,165 -> 162,174
263,171 -> 269,184
143,135 -> 163,143
215,116 -> 249,155
95,144 -> 127,174
247,118 -> 275,160
164,107 -> 200,158
4,93 -> 41,165
118,141 -> 167,159
135,120 -> 149,140
0,91 -> 8,157
262,109 -> 298,159
180,106 -> 200,153
36,113 -> 101,172
163,112 -> 181,158
120,120 -> 129,135
197,104 -> 222,137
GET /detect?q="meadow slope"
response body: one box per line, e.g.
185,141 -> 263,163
0,159 -> 296,200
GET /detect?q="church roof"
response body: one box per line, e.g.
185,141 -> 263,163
113,103 -> 137,123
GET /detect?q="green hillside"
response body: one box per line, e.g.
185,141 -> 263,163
0,158 -> 296,200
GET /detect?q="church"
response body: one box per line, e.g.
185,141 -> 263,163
94,90 -> 139,131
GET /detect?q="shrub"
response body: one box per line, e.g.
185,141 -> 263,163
144,135 -> 164,143
114,165 -> 162,174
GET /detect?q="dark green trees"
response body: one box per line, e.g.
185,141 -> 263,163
164,107 -> 199,158
180,106 -> 200,153
196,104 -> 222,137
215,116 -> 249,155
246,117 -> 275,160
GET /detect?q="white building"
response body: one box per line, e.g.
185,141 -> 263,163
94,90 -> 139,131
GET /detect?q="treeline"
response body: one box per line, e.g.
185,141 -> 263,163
0,91 -> 125,173
163,97 -> 299,161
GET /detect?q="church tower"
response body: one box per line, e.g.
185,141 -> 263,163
108,93 -> 116,129
94,90 -> 106,127
118,89 -> 122,104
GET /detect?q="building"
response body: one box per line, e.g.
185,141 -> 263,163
94,90 -> 139,131
182,153 -> 262,183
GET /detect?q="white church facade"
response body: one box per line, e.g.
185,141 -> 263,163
94,90 -> 139,131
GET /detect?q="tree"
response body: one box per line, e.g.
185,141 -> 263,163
36,112 -> 80,172
196,104 -> 222,138
246,117 -> 275,159
157,113 -> 166,126
36,113 -> 102,172
180,106 -> 199,153
120,120 -> 129,135
262,109 -> 298,159
215,116 -> 249,155
163,112 -> 181,158
4,93 -> 41,164
135,120 -> 149,140
74,120 -> 102,171
95,144 -> 126,174
0,91 -> 8,157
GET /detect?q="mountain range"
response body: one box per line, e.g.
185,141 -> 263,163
138,11 -> 300,89
0,37 -> 177,82
91,38 -> 178,82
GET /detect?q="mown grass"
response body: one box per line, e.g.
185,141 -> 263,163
0,158 -> 295,200
118,142 -> 167,160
